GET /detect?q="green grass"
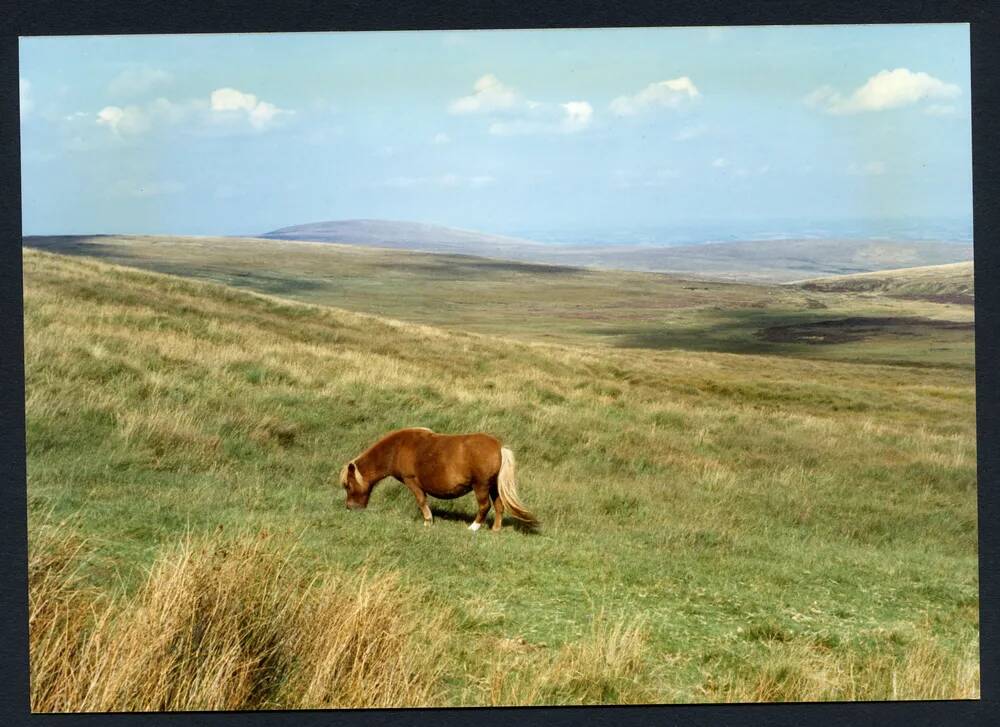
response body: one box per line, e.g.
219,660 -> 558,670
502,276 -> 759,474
23,248 -> 979,705
23,235 -> 975,369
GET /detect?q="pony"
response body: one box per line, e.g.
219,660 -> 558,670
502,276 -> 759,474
339,428 -> 536,531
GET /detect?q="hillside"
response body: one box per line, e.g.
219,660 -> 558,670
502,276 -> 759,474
24,248 -> 979,706
262,218 -> 547,257
582,239 -> 973,282
259,219 -> 972,282
23,235 -> 975,369
798,262 -> 974,305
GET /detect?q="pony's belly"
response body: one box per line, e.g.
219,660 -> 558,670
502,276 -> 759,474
425,483 -> 473,499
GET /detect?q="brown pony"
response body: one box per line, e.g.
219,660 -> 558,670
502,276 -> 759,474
339,428 -> 536,531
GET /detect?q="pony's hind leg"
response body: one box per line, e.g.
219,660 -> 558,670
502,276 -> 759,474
469,484 -> 492,532
490,480 -> 504,532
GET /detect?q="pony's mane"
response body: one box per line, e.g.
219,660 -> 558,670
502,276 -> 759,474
355,427 -> 433,460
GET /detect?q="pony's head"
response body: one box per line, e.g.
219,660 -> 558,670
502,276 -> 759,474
339,460 -> 370,510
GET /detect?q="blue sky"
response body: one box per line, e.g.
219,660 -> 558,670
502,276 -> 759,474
19,24 -> 971,239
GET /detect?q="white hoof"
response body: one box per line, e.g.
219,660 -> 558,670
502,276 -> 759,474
423,519 -> 432,527
468,522 -> 481,532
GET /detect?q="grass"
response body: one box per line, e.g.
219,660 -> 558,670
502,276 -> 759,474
23,247 -> 979,708
23,235 -> 975,369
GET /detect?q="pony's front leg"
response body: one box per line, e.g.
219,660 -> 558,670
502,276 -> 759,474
402,476 -> 433,525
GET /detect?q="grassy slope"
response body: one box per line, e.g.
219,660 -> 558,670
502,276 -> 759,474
24,249 -> 978,703
23,235 -> 975,369
799,262 -> 974,304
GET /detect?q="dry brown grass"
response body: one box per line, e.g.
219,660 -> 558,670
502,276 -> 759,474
702,637 -> 980,703
480,613 -> 650,705
29,523 -> 451,712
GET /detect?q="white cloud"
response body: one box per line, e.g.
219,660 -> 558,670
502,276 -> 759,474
448,74 -> 523,114
450,74 -> 592,136
210,87 -> 291,130
711,157 -> 728,168
561,101 -> 593,132
610,77 -> 700,116
468,175 -> 495,188
432,132 -> 451,145
382,173 -> 495,189
93,97 -> 196,137
488,100 -> 593,136
925,104 -> 958,117
848,161 -> 886,176
805,68 -> 961,115
19,78 -> 33,119
96,105 -> 152,136
673,123 -> 707,141
108,66 -> 172,97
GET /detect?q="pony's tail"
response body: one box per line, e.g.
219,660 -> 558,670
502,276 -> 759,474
498,447 -> 537,525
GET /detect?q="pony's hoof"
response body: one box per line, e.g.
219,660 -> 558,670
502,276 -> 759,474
423,519 -> 432,527
468,522 -> 481,532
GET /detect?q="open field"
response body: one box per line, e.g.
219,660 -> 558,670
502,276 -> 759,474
24,248 -> 978,708
23,235 -> 974,369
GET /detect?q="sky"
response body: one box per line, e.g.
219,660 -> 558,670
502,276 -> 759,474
19,24 -> 972,240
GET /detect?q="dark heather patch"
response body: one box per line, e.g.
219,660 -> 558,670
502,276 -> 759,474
757,317 -> 973,345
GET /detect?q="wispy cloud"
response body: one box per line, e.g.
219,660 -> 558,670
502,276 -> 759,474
610,77 -> 700,116
672,123 -> 708,141
847,161 -> 886,176
381,173 -> 495,189
805,68 -> 960,115
108,66 -> 172,97
711,157 -> 729,168
924,104 -> 958,117
94,87 -> 291,137
431,132 -> 451,145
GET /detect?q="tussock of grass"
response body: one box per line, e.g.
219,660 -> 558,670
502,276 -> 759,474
29,524 -> 449,712
703,636 -> 979,702
481,613 -> 649,706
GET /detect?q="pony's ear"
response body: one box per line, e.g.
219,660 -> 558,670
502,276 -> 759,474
347,461 -> 366,487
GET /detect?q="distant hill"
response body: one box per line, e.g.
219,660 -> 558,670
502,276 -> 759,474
260,220 -> 972,283
797,261 -> 974,305
261,219 -> 547,257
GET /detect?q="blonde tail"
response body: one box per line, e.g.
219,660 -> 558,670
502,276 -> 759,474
497,447 -> 537,524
